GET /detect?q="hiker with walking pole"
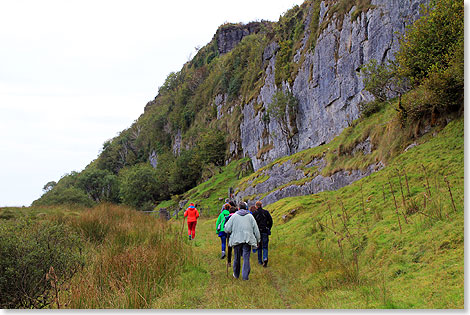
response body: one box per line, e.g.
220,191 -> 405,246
226,205 -> 237,268
224,202 -> 260,280
184,203 -> 199,240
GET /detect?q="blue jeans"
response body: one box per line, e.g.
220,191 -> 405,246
218,231 -> 227,252
258,233 -> 269,264
233,243 -> 251,280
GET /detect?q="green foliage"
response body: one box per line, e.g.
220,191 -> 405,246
319,0 -> 375,34
197,130 -> 227,167
42,181 -> 57,193
119,163 -> 161,210
0,219 -> 84,308
396,0 -> 464,86
360,59 -> 407,103
33,186 -> 94,208
158,72 -> 182,95
267,90 -> 299,153
77,167 -> 119,203
275,40 -> 294,86
357,99 -> 383,119
169,149 -> 202,195
359,0 -> 464,124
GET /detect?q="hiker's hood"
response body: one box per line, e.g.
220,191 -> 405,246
236,209 -> 250,216
221,209 -> 230,216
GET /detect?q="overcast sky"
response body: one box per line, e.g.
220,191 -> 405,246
0,0 -> 306,207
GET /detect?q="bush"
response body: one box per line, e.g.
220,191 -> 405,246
0,219 -> 84,308
118,164 -> 161,210
169,149 -> 202,195
32,186 -> 94,208
358,99 -> 384,119
396,0 -> 463,86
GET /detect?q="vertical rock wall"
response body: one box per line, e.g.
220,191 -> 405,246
239,0 -> 426,171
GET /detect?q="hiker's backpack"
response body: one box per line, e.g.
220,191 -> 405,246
222,214 -> 231,231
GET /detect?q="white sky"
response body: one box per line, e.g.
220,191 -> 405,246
0,0 -> 306,207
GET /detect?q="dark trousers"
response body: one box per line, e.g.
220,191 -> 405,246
233,243 -> 251,280
257,233 -> 269,264
227,234 -> 232,262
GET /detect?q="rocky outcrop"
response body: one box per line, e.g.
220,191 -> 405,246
238,0 -> 426,172
172,130 -> 182,156
235,142 -> 384,206
216,22 -> 268,55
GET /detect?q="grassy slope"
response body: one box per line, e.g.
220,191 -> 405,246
150,112 -> 463,308
262,116 -> 464,308
2,113 -> 462,309
155,158 -> 253,217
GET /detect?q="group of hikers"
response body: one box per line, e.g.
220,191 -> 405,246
183,199 -> 273,281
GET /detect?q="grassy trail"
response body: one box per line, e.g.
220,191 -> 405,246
153,217 -> 292,309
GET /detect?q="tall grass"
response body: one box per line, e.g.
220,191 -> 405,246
63,204 -> 193,308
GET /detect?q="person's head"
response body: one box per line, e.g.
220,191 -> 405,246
255,201 -> 262,209
249,205 -> 257,213
238,201 -> 247,210
229,206 -> 237,214
189,203 -> 195,208
224,203 -> 230,210
225,198 -> 230,203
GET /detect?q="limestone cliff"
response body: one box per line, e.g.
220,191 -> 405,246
237,0 -> 426,171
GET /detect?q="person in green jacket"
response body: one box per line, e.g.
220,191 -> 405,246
216,203 -> 231,259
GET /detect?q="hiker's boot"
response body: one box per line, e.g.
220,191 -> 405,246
263,259 -> 268,268
189,235 -> 192,241
221,251 -> 226,259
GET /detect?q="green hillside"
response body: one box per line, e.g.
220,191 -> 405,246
3,0 -> 463,309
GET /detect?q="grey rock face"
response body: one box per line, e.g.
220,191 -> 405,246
149,150 -> 158,168
259,161 -> 384,206
235,157 -> 384,206
238,0 -> 426,172
217,22 -> 267,55
172,129 -> 182,156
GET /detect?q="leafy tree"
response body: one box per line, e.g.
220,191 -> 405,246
267,90 -> 299,154
169,149 -> 202,195
77,167 -> 119,203
118,163 -> 161,210
395,0 -> 464,86
42,181 -> 57,193
197,130 -> 227,166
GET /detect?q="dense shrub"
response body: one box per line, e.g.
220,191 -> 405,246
32,186 -> 94,208
118,163 -> 162,210
197,130 -> 227,166
396,0 -> 464,86
77,167 -> 120,203
0,219 -> 84,308
267,90 -> 299,153
169,149 -> 202,195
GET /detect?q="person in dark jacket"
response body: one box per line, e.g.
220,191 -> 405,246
253,201 -> 273,267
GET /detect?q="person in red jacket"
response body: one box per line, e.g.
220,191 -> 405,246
184,203 -> 200,240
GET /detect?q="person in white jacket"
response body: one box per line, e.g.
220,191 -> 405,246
224,202 -> 260,280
